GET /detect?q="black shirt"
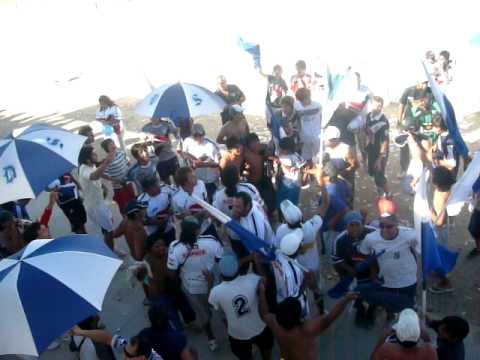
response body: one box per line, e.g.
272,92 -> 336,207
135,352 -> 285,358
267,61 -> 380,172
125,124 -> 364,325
430,320 -> 465,360
365,112 -> 389,154
138,326 -> 187,360
266,75 -> 288,106
215,84 -> 245,105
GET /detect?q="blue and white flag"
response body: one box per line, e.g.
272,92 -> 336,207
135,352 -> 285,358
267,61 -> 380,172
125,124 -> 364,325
422,62 -> 469,158
414,170 -> 458,279
238,38 -> 261,70
192,194 -> 275,261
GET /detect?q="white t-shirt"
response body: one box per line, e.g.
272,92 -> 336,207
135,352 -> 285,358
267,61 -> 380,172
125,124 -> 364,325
146,186 -> 176,235
359,228 -> 418,288
294,101 -> 322,141
172,180 -> 211,234
96,105 -> 123,127
79,164 -> 104,209
325,142 -> 350,162
213,182 -> 264,217
209,273 -> 266,340
279,153 -> 304,187
276,215 -> 323,271
167,235 -> 223,294
182,137 -> 221,184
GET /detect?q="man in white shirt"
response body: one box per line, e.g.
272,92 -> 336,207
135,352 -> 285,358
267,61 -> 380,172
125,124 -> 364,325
142,177 -> 176,245
209,252 -> 273,360
78,146 -> 115,249
182,123 -> 221,202
231,192 -> 275,265
172,166 -> 217,237
359,213 -> 418,316
167,217 -> 223,351
294,88 -> 322,164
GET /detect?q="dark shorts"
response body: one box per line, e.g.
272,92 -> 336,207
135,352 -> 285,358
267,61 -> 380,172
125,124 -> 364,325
468,209 -> 480,239
366,146 -> 387,188
157,157 -> 179,182
229,326 -> 273,360
59,199 -> 87,233
381,283 -> 417,312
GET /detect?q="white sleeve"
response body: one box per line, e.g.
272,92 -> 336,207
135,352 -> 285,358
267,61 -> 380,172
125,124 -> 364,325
212,143 -> 221,163
358,236 -> 372,255
95,109 -> 105,121
171,195 -> 184,215
208,287 -> 220,311
79,166 -> 92,181
113,106 -> 122,120
212,190 -> 222,209
213,241 -> 224,260
309,215 -> 323,232
79,338 -> 100,360
167,244 -> 181,270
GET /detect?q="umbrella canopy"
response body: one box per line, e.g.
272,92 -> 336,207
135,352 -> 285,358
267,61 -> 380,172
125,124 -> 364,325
136,82 -> 226,122
0,123 -> 87,204
0,235 -> 122,356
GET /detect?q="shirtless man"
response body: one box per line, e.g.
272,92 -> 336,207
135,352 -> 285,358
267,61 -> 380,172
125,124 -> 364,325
114,200 -> 147,261
258,280 -> 357,360
219,137 -> 245,172
217,109 -> 250,144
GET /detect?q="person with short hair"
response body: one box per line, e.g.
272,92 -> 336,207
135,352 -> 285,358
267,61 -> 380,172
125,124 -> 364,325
172,166 -> 217,237
260,64 -> 288,107
219,137 -> 245,172
365,96 -> 390,196
216,109 -> 250,144
294,88 -> 322,165
113,200 -> 147,261
142,117 -> 179,184
101,138 -> 135,214
142,176 -> 176,245
96,95 -> 126,153
215,75 -> 246,125
258,283 -> 357,360
427,314 -> 469,360
371,308 -> 437,359
278,95 -> 301,150
167,217 -> 223,352
290,60 -> 312,94
128,143 -> 160,193
359,212 -> 418,318
276,137 -> 305,207
78,125 -> 95,145
78,145 -> 115,249
209,252 -> 273,360
181,124 -> 221,202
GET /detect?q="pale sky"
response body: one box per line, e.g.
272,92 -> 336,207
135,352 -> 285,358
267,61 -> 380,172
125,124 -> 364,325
1,0 -> 479,115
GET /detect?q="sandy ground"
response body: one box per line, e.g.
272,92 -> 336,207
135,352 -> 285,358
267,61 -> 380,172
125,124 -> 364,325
1,99 -> 480,359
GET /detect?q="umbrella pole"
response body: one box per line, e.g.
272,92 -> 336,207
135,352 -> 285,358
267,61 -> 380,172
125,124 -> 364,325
421,280 -> 427,322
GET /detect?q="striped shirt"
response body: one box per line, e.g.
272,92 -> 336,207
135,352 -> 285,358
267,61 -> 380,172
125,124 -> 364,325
104,150 -> 130,189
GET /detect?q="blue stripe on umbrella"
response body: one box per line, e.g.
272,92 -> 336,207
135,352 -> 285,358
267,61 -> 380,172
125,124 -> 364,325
14,139 -> 76,194
23,235 -> 118,260
152,83 -> 190,120
0,142 -> 9,158
0,264 -> 17,282
18,262 -> 98,353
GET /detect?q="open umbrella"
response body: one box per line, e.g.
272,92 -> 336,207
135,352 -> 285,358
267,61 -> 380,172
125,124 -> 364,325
135,82 -> 226,123
0,234 -> 122,356
0,123 -> 87,204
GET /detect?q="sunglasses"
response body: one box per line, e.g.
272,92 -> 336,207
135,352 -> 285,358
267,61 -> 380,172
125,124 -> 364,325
379,223 -> 396,229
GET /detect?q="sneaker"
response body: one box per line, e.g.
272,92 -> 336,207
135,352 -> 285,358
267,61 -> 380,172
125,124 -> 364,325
47,340 -> 60,350
208,339 -> 218,352
428,285 -> 454,294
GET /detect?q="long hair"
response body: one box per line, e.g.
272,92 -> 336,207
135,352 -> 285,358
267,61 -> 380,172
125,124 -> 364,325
98,95 -> 116,108
179,219 -> 200,246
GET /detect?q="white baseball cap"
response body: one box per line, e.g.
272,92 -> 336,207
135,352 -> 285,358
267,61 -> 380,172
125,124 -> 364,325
324,126 -> 341,141
393,308 -> 421,343
280,200 -> 303,225
280,228 -> 303,256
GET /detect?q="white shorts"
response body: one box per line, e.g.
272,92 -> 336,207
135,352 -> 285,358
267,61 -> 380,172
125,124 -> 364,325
87,203 -> 114,232
301,137 -> 320,161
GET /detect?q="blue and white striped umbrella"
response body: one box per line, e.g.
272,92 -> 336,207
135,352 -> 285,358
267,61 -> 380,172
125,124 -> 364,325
136,82 -> 226,122
0,123 -> 87,204
0,235 -> 122,356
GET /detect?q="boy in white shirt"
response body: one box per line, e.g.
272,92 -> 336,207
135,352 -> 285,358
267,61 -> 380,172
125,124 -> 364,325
209,252 -> 273,360
167,217 -> 223,351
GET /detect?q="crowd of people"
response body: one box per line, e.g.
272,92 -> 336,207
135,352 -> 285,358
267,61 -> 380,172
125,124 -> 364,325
0,49 -> 475,360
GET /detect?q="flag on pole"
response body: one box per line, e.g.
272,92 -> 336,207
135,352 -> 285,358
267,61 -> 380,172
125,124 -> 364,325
446,152 -> 480,216
422,62 -> 469,158
414,170 -> 458,279
192,194 -> 276,260
238,38 -> 261,70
